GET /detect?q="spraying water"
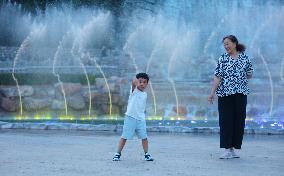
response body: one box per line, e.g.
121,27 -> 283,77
12,26 -> 46,117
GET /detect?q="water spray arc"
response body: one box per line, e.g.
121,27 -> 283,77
12,27 -> 46,117
88,54 -> 113,116
259,49 -> 274,117
145,40 -> 166,116
250,14 -> 275,118
53,34 -> 69,117
167,47 -> 180,118
71,41 -> 92,118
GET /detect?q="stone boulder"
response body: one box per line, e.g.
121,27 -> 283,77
33,86 -> 55,98
0,86 -> 33,97
172,105 -> 188,116
55,83 -> 82,96
67,94 -> 86,110
23,97 -> 51,111
111,93 -> 121,104
51,99 -> 66,110
95,78 -> 106,89
82,89 -> 101,102
1,97 -> 20,112
195,107 -> 207,118
100,104 -> 121,115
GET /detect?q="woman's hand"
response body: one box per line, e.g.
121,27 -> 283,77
247,70 -> 253,79
208,94 -> 215,104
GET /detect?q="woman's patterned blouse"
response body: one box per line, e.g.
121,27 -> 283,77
214,52 -> 253,97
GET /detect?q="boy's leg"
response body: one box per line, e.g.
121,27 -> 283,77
113,116 -> 135,161
113,138 -> 127,161
136,120 -> 148,153
142,138 -> 154,161
142,138 -> 148,153
136,120 -> 154,161
117,138 -> 127,153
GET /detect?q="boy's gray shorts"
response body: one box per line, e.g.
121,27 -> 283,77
121,115 -> 147,140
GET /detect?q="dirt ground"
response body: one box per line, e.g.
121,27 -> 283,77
0,129 -> 283,176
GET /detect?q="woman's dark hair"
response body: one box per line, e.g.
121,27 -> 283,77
222,35 -> 246,52
136,73 -> 149,82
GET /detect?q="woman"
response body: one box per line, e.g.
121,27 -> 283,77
208,35 -> 253,159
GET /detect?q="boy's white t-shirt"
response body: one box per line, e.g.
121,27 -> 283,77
125,87 -> 147,121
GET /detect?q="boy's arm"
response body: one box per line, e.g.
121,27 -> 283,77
131,79 -> 137,93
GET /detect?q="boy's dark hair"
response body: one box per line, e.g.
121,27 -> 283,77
136,73 -> 149,82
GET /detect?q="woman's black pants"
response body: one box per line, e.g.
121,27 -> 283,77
218,93 -> 247,149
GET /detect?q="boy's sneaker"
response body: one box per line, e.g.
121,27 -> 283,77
219,151 -> 233,159
112,153 -> 121,161
230,151 -> 240,158
144,153 -> 154,161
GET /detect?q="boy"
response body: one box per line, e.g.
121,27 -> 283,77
112,73 -> 154,161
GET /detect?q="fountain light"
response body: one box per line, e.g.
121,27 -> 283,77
34,114 -> 41,120
15,115 -> 24,120
44,114 -> 52,120
59,115 -> 74,121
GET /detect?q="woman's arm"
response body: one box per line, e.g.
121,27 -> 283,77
208,76 -> 221,104
246,57 -> 253,79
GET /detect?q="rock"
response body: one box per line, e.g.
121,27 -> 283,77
82,90 -> 101,101
23,97 -> 51,111
55,83 -> 82,96
111,94 -> 121,104
1,97 -> 19,112
96,103 -> 121,115
195,107 -> 207,117
247,106 -> 260,117
0,86 -> 33,97
33,86 -> 55,97
68,94 -> 86,110
51,99 -> 66,110
95,78 -> 106,89
172,105 -> 187,116
93,93 -> 109,104
110,104 -> 121,115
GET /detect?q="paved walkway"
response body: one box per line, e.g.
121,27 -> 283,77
0,129 -> 283,176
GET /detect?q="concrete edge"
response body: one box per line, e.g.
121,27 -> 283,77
0,121 -> 283,135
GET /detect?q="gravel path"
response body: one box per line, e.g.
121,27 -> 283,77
0,129 -> 283,176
